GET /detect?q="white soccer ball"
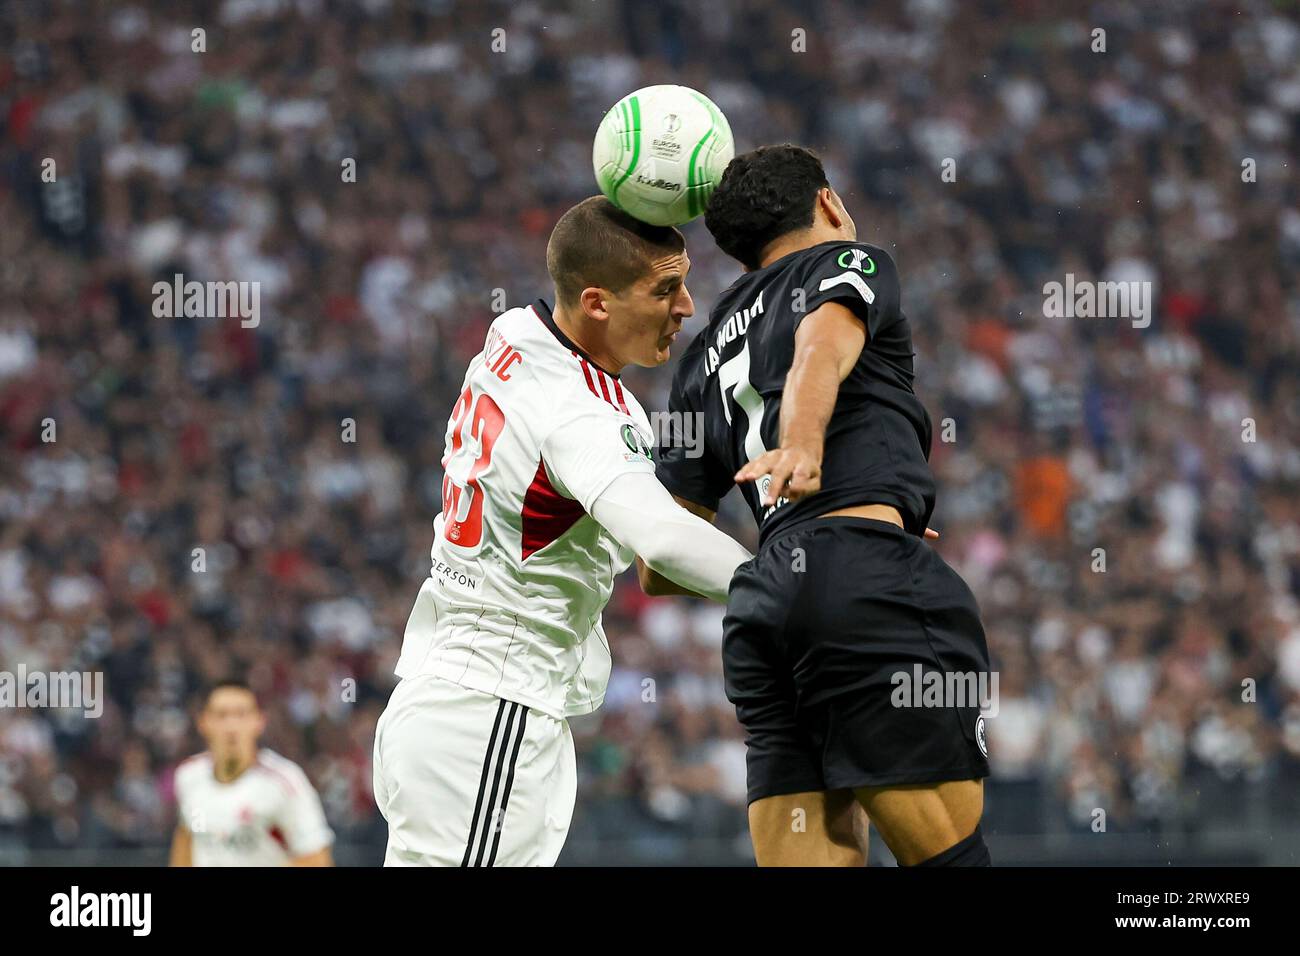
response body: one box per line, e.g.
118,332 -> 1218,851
593,84 -> 735,227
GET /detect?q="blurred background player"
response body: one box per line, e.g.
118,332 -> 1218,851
652,145 -> 991,866
170,680 -> 334,866
371,197 -> 751,866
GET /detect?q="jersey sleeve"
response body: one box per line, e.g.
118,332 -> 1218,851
654,359 -> 735,512
540,398 -> 657,511
797,243 -> 899,341
275,765 -> 335,858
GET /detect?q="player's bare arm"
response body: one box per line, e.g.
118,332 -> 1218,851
168,825 -> 192,867
636,495 -> 719,597
734,300 -> 865,506
290,847 -> 334,867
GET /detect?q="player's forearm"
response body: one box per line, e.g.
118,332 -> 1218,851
290,846 -> 334,867
778,344 -> 843,458
169,826 -> 193,867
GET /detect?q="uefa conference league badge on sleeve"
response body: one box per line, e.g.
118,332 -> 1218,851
621,423 -> 654,462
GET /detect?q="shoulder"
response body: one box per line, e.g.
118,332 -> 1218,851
797,241 -> 900,318
255,749 -> 311,797
174,752 -> 212,791
798,240 -> 897,280
669,325 -> 716,393
543,355 -> 643,436
614,378 -> 652,429
175,749 -> 210,780
504,303 -> 634,410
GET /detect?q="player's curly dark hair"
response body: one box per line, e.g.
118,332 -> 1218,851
704,144 -> 830,271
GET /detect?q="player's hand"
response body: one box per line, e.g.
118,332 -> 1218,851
735,446 -> 822,506
924,527 -> 939,539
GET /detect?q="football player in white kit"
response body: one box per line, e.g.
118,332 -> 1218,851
372,197 -> 753,866
171,681 -> 334,866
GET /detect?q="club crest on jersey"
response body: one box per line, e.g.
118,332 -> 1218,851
837,248 -> 877,275
976,715 -> 988,757
621,423 -> 653,460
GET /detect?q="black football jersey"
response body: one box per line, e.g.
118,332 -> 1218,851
655,239 -> 936,544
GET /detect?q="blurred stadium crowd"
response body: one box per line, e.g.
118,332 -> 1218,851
1,0 -> 1298,863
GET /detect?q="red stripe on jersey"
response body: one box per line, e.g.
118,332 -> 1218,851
570,349 -> 626,415
595,369 -> 614,405
520,459 -> 585,560
611,377 -> 630,414
576,355 -> 600,398
255,758 -> 300,797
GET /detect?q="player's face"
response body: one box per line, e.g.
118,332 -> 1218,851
198,687 -> 265,762
608,251 -> 693,367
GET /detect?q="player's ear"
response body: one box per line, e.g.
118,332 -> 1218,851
579,286 -> 612,323
818,187 -> 845,229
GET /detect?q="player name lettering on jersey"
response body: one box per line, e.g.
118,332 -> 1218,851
483,326 -> 524,381
704,289 -> 763,375
432,557 -> 480,590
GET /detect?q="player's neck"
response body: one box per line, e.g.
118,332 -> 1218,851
212,750 -> 256,783
552,305 -> 623,375
756,226 -> 849,270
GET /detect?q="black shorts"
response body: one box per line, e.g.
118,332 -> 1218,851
723,516 -> 991,804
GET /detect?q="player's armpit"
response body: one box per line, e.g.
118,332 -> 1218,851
636,495 -> 718,597
290,846 -> 334,867
169,825 -> 193,867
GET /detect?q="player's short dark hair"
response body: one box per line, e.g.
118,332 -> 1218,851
704,144 -> 830,271
203,677 -> 258,708
546,196 -> 685,306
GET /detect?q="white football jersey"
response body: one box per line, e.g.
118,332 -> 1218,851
174,749 -> 334,866
395,299 -> 658,719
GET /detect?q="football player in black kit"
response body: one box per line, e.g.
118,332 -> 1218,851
642,145 -> 992,866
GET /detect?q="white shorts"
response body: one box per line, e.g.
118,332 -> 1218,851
372,674 -> 576,867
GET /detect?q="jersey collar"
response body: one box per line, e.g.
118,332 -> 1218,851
532,298 -> 621,379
